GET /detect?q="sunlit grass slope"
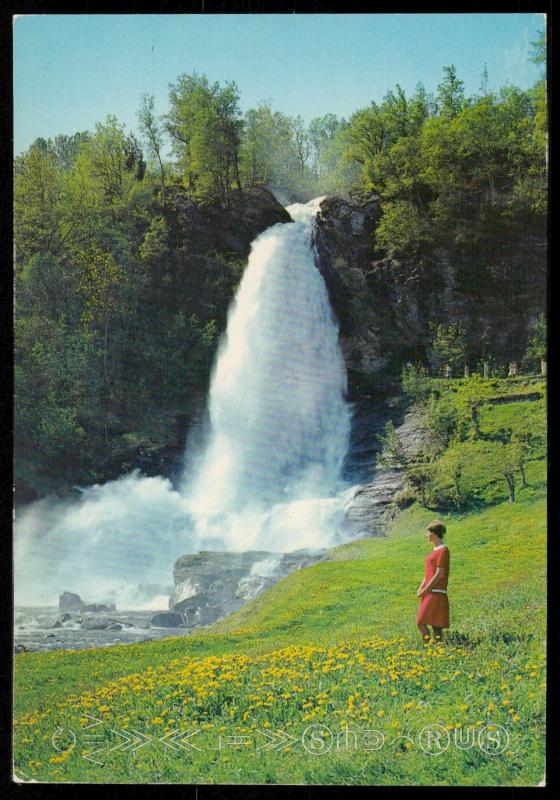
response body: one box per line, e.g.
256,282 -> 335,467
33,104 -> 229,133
13,379 -> 546,785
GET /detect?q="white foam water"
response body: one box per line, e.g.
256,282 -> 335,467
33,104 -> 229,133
14,198 -> 353,608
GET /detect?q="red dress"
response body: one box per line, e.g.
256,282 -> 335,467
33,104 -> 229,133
416,545 -> 450,628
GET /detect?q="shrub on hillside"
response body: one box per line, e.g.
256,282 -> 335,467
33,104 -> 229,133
401,363 -> 432,404
425,393 -> 462,452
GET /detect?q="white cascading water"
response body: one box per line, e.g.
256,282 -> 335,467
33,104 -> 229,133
14,198 -> 353,608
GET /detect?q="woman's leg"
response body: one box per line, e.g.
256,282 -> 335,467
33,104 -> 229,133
432,626 -> 444,642
417,623 -> 430,641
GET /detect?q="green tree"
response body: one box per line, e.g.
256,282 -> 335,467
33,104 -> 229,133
376,420 -> 408,469
139,216 -> 169,264
308,113 -> 341,179
405,463 -> 433,507
436,65 -> 465,118
166,73 -> 243,204
14,144 -> 66,260
401,363 -> 432,403
345,103 -> 387,190
291,115 -> 311,176
88,115 -> 135,215
240,104 -> 295,190
375,199 -> 428,260
524,313 -> 546,370
435,448 -> 466,508
428,322 -> 468,374
455,374 -> 494,439
75,245 -> 127,387
529,30 -> 546,74
425,394 -> 460,452
497,443 -> 518,503
510,431 -> 535,489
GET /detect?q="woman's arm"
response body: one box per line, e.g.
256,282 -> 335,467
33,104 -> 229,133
419,566 -> 447,597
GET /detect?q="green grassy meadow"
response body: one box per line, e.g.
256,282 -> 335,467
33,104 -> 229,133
13,379 -> 547,786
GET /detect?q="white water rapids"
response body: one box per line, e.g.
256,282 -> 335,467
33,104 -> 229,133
14,199 -> 355,608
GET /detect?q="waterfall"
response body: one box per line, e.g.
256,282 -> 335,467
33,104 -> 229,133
14,198 -> 352,607
182,198 -> 351,550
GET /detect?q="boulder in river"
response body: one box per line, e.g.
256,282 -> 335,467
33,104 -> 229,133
59,592 -> 117,613
150,612 -> 184,628
80,616 -> 115,630
59,591 -> 85,611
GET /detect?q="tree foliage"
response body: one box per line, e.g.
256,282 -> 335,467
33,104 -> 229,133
524,313 -> 546,368
165,73 -> 243,204
428,322 -> 468,374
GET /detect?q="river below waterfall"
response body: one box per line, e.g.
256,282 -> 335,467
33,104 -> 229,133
14,606 -> 192,653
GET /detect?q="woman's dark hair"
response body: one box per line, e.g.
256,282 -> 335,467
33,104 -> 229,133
427,520 -> 446,537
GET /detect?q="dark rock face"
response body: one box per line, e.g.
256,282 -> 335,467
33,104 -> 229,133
169,549 -> 326,626
313,195 -> 546,396
171,187 -> 292,260
343,404 -> 429,536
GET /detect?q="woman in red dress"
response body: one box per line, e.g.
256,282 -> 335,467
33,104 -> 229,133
416,520 -> 450,642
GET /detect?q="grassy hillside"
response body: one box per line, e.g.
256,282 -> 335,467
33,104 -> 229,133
13,378 -> 547,786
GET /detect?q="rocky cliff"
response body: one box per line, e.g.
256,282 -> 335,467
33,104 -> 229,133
170,186 -> 292,260
313,194 -> 546,398
169,549 -> 326,626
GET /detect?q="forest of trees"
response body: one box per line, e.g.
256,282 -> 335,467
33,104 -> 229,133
14,40 -> 547,501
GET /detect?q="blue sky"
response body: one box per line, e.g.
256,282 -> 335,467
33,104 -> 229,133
13,13 -> 546,155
